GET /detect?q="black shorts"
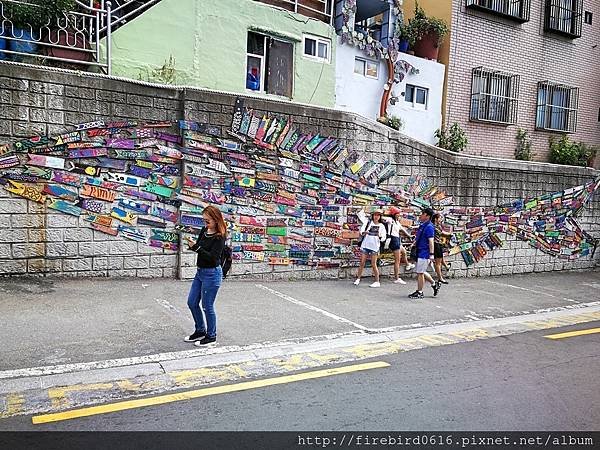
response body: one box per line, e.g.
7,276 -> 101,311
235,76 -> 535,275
389,236 -> 402,251
434,242 -> 444,259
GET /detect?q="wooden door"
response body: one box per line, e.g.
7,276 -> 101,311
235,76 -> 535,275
267,39 -> 293,98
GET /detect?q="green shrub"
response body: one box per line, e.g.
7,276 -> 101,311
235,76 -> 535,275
406,2 -> 449,46
515,128 -> 534,161
435,123 -> 468,153
549,135 -> 598,167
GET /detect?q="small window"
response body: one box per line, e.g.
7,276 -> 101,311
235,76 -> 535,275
404,84 -> 428,109
470,67 -> 520,125
584,11 -> 592,25
354,57 -> 378,79
544,0 -> 583,38
246,31 -> 293,97
302,35 -> 330,63
536,81 -> 579,132
466,0 -> 531,23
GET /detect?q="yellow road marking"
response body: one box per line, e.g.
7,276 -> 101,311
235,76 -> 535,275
32,361 -> 390,424
544,327 -> 600,340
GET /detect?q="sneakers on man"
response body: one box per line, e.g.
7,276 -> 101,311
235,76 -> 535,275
195,336 -> 216,346
369,281 -> 381,288
184,330 -> 206,342
394,278 -> 407,285
353,278 -> 361,286
432,281 -> 441,297
408,290 -> 424,299
405,263 -> 415,271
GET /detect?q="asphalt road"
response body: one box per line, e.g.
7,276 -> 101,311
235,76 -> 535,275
3,322 -> 598,432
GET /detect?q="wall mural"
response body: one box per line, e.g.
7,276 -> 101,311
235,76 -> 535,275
0,96 -> 598,275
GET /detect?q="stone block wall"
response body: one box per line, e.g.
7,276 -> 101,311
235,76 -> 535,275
0,63 -> 598,279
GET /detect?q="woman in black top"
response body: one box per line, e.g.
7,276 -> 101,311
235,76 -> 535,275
183,205 -> 226,346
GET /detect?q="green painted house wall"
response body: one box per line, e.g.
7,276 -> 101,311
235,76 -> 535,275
106,0 -> 336,107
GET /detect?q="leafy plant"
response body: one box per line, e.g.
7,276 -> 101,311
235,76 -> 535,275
406,2 -> 449,47
515,128 -> 534,161
378,114 -> 404,131
435,123 -> 468,153
4,0 -> 76,29
549,135 -> 598,167
138,55 -> 178,85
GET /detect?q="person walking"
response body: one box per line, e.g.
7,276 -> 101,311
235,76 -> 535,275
383,207 -> 415,284
184,205 -> 226,346
354,208 -> 387,288
408,207 -> 441,299
432,213 -> 451,284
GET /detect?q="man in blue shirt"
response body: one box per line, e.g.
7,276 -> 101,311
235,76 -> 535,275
408,207 -> 441,299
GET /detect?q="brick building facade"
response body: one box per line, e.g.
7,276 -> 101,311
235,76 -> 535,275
444,0 -> 600,165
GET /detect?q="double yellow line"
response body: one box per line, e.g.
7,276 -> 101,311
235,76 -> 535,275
32,361 -> 389,425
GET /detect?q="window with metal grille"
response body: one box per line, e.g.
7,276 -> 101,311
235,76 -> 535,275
535,82 -> 579,132
470,67 -> 519,125
466,0 -> 531,22
544,0 -> 583,38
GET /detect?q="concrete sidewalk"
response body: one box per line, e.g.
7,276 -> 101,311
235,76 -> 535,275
1,271 -> 599,374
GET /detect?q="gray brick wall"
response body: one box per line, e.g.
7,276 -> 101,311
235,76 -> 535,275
0,63 -> 598,279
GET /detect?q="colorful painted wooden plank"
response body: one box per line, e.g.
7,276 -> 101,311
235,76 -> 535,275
0,154 -> 20,169
150,229 -> 178,243
180,214 -> 205,229
118,198 -> 150,214
143,182 -> 174,198
27,154 -> 72,170
93,157 -> 128,171
47,198 -> 82,216
111,207 -> 137,224
268,257 -> 290,265
83,214 -> 114,227
112,149 -> 151,160
90,222 -> 118,236
103,120 -> 138,129
5,180 -> 46,203
128,165 -> 152,179
78,198 -> 105,214
43,184 -> 78,202
55,131 -> 81,145
149,173 -> 179,189
0,144 -> 12,156
155,145 -> 183,159
150,205 -> 178,223
103,172 -> 146,187
14,136 -> 51,152
81,184 -> 116,202
67,148 -> 108,159
149,240 -> 179,251
178,120 -> 220,136
137,217 -> 167,228
67,141 -> 104,149
76,120 -> 105,131
117,225 -> 149,243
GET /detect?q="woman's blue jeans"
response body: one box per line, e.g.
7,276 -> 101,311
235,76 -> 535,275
187,266 -> 222,338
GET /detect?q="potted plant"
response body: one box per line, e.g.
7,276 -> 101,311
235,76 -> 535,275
394,22 -> 410,53
407,2 -> 449,60
42,0 -> 91,65
1,0 -> 51,61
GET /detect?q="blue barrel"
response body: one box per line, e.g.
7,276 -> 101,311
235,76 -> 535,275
9,28 -> 38,61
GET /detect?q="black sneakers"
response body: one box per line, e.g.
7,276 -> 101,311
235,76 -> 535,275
184,330 -> 206,342
408,290 -> 424,299
195,336 -> 217,346
432,281 -> 441,297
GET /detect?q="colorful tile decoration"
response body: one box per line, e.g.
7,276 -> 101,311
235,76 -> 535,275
0,96 -> 598,272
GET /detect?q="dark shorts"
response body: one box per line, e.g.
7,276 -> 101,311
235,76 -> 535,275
389,236 -> 402,251
434,242 -> 444,259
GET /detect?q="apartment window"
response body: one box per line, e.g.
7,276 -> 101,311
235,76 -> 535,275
584,11 -> 592,25
536,82 -> 579,132
303,35 -> 330,63
466,0 -> 531,22
354,58 -> 378,79
544,0 -> 583,38
404,84 -> 428,109
470,67 -> 519,125
246,31 -> 293,97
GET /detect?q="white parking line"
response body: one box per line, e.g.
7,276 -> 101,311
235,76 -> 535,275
485,280 -> 579,303
255,284 -> 371,332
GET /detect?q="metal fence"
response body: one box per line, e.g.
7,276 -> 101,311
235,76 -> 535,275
0,0 -> 160,73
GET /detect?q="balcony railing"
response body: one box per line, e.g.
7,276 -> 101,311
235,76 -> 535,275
0,0 -> 159,73
254,0 -> 334,25
466,0 -> 531,22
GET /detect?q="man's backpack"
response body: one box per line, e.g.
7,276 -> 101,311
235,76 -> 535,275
221,245 -> 232,279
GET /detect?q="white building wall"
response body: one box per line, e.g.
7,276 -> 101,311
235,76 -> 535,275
335,38 -> 446,145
